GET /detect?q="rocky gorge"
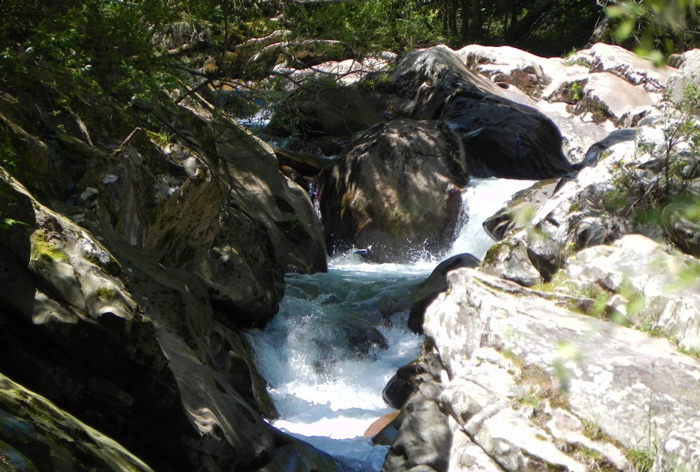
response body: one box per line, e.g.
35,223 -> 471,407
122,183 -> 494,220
2,36 -> 700,472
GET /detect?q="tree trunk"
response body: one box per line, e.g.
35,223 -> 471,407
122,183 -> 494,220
468,0 -> 481,39
506,0 -> 556,44
460,0 -> 470,42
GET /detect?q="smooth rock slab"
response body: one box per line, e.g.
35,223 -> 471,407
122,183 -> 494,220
424,268 -> 700,467
0,373 -> 153,472
565,234 -> 700,350
568,42 -> 671,92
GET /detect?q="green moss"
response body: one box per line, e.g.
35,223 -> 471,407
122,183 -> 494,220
95,287 -> 116,301
482,242 -> 506,265
31,231 -> 68,262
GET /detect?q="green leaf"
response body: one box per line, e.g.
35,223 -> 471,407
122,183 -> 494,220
614,18 -> 636,42
0,218 -> 29,229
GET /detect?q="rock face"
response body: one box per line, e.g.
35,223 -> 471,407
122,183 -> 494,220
0,83 -> 334,470
320,119 -> 468,261
408,253 -> 481,333
314,45 -> 573,261
667,49 -> 700,105
379,45 -> 700,472
393,46 -> 573,179
268,85 -> 385,140
388,267 -> 700,472
0,373 -> 155,472
101,104 -> 327,327
381,344 -> 452,472
565,235 -> 700,351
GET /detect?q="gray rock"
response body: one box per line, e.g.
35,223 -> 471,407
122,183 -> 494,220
567,43 -> 671,93
665,49 -> 700,106
424,268 -> 700,470
319,119 -> 468,262
565,234 -> 700,351
268,86 -> 384,138
481,238 -> 542,287
465,405 -> 586,472
85,104 -> 328,327
0,164 -> 336,471
653,416 -> 700,472
392,46 -> 573,180
408,253 -> 480,333
382,346 -> 451,472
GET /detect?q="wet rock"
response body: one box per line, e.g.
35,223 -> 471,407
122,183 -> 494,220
382,346 -> 451,472
383,361 -> 422,410
319,119 -> 468,262
408,253 -> 480,333
0,165 -> 336,471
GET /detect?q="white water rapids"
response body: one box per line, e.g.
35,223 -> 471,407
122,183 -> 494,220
245,178 -> 536,471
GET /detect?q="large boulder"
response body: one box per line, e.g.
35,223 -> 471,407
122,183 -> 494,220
390,46 -> 574,179
0,83 -> 335,470
76,102 -> 328,328
267,85 -> 385,140
0,168 -> 338,472
455,43 -> 673,163
319,119 -> 468,262
392,266 -> 700,471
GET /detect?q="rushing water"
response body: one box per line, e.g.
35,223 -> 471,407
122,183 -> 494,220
245,177 -> 536,470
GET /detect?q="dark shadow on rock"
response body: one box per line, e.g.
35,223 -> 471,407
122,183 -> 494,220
408,253 -> 480,334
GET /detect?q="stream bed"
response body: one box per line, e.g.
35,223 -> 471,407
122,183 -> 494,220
245,178 -> 536,470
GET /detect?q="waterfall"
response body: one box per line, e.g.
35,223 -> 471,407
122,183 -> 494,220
246,177 -> 537,471
448,177 -> 537,259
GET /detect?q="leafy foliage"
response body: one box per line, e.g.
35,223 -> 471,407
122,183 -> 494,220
284,0 -> 444,54
604,0 -> 700,62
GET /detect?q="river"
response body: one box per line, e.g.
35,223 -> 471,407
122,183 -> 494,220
245,177 -> 535,471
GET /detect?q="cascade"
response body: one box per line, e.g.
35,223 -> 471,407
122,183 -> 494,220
246,178 -> 536,470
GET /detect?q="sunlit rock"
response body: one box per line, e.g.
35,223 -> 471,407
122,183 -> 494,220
393,46 -> 573,180
319,119 -> 467,262
565,234 -> 700,351
416,268 -> 700,471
